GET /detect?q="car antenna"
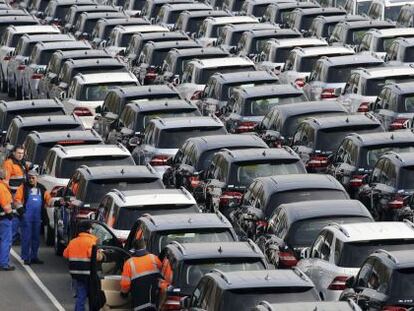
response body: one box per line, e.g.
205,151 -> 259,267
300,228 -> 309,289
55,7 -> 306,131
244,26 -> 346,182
264,273 -> 271,281
121,168 -> 125,175
67,133 -> 71,138
218,246 -> 223,253
262,150 -> 266,156
390,134 -> 394,140
31,101 -> 35,106
48,117 -> 51,122
345,117 -> 349,123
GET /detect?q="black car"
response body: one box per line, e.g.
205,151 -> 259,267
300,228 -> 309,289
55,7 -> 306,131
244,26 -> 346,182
95,85 -> 181,139
221,84 -> 307,134
373,82 -> 414,130
291,113 -> 384,173
308,15 -> 367,39
262,2 -> 321,25
24,129 -> 104,166
54,165 -> 165,254
183,269 -> 319,311
106,99 -> 201,147
163,134 -> 268,190
340,249 -> 414,310
159,241 -> 268,309
257,100 -> 348,147
173,10 -> 229,35
197,70 -> 279,116
201,147 -> 306,217
254,200 -> 373,268
357,151 -> 414,221
159,47 -> 229,84
41,0 -> 96,27
286,7 -> 346,33
253,301 -> 363,311
141,0 -> 195,21
328,19 -> 395,47
328,131 -> 414,197
135,40 -> 200,85
155,3 -> 213,28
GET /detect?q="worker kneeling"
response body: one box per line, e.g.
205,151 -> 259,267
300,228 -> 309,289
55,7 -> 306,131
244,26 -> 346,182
120,239 -> 162,311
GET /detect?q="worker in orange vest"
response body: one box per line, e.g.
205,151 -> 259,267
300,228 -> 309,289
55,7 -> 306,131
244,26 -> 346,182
120,239 -> 162,311
63,221 -> 103,311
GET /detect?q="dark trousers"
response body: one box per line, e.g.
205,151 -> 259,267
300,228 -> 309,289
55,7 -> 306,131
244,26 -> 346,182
0,218 -> 12,268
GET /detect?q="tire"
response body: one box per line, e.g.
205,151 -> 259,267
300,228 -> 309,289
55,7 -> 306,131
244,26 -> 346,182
44,223 -> 54,246
54,217 -> 64,256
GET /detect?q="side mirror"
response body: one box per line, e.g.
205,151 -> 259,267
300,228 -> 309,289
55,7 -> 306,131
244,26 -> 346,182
300,247 -> 311,259
100,40 -> 107,48
345,276 -> 355,288
59,92 -> 66,100
95,106 -> 102,114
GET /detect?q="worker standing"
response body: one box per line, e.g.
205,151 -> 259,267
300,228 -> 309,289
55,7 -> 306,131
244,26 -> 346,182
63,221 -> 102,311
120,239 -> 162,311
3,145 -> 31,243
15,170 -> 51,265
0,168 -> 18,271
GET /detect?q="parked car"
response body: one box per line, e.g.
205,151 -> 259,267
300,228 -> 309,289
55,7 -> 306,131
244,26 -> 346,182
308,15 -> 367,39
385,37 -> 414,63
173,10 -> 229,35
155,3 -> 212,29
253,301 -> 362,311
262,2 -> 321,25
367,0 -> 413,21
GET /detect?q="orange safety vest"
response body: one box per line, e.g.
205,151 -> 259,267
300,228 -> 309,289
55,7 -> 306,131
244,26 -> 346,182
2,158 -> 26,193
0,180 -> 12,217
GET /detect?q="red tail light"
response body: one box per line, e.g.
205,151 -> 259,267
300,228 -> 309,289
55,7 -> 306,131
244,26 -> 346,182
50,186 -> 64,197
57,140 -> 86,145
17,64 -> 25,71
73,107 -> 93,117
383,307 -> 409,311
349,174 -> 366,188
295,78 -> 305,88
307,154 -> 329,169
278,250 -> 298,268
31,73 -> 43,80
162,295 -> 181,310
188,175 -> 200,188
3,56 -> 11,61
320,88 -> 337,99
150,154 -> 170,166
357,102 -> 370,113
256,220 -> 268,231
327,275 -> 348,290
235,121 -> 257,133
219,191 -> 243,207
388,195 -> 405,209
145,66 -> 157,82
190,90 -> 203,100
389,118 -> 409,131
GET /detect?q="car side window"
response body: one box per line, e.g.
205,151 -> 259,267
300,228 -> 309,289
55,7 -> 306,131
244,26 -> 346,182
344,141 -> 358,165
371,158 -> 386,183
330,24 -> 343,43
311,231 -> 327,259
293,124 -> 314,148
368,261 -> 390,293
356,257 -> 375,288
382,160 -> 397,187
320,231 -> 333,261
359,33 -> 373,51
388,92 -> 398,112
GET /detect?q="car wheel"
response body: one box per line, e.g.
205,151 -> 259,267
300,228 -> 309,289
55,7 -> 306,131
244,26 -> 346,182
54,216 -> 64,256
44,223 -> 54,246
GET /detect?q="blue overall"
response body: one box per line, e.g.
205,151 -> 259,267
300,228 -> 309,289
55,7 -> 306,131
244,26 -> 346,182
0,218 -> 12,268
21,188 -> 42,262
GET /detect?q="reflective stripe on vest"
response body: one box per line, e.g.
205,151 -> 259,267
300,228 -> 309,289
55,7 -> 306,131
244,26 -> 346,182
129,255 -> 160,281
68,257 -> 91,276
9,176 -> 24,190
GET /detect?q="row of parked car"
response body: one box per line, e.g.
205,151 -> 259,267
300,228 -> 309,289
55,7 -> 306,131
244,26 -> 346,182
1,0 -> 414,309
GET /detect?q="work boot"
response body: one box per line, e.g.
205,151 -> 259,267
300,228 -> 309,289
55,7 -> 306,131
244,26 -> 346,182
23,260 -> 31,265
31,259 -> 44,265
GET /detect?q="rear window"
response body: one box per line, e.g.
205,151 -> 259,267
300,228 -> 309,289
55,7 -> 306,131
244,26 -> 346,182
365,76 -> 414,96
141,109 -> 200,128
245,94 -> 306,116
197,65 -> 255,84
17,124 -> 82,145
403,47 -> 414,62
399,166 -> 414,189
363,145 -> 414,168
389,268 -> 414,299
56,155 -> 135,178
157,126 -> 226,148
79,83 -> 137,101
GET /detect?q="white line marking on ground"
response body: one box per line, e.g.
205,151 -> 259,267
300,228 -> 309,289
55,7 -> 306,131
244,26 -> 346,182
10,249 -> 66,311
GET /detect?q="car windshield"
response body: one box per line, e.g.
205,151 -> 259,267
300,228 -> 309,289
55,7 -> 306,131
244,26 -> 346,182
247,94 -> 306,116
182,260 -> 265,287
81,178 -> 163,203
158,229 -> 234,252
327,65 -> 366,83
79,83 -> 137,101
114,204 -> 198,230
268,189 -> 348,217
364,146 -> 414,168
389,268 -> 414,298
403,95 -> 414,112
142,109 -> 200,128
157,127 -> 226,148
222,287 -> 318,309
297,56 -> 322,72
351,29 -> 368,45
287,217 -> 371,248
316,125 -> 381,151
385,5 -> 403,21
233,161 -> 305,186
365,77 -> 414,96
337,240 -> 414,268
57,155 -> 135,178
198,66 -> 255,84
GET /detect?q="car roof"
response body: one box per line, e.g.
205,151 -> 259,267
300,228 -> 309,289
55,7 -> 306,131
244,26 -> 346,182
294,45 -> 354,57
222,23 -> 276,32
21,33 -> 74,42
79,11 -> 130,19
108,85 -> 178,99
268,1 -> 320,9
97,17 -> 149,26
186,134 -> 268,151
132,31 -> 188,40
346,130 -> 414,146
6,25 -> 60,34
191,56 -> 254,68
127,99 -> 196,112
271,37 -> 327,47
233,84 -> 302,98
53,144 -> 131,158
328,221 -> 414,242
12,115 -> 81,127
52,49 -> 111,59
205,16 -> 259,24
151,116 -> 223,129
382,150 -> 414,166
304,113 -> 381,129
385,81 -> 414,94
339,19 -> 394,29
277,199 -> 372,224
312,14 -> 366,23
243,28 -> 301,38
207,269 -> 313,289
140,212 -> 232,230
369,27 -> 414,37
255,174 -> 346,194
274,100 -> 347,118
320,54 -> 383,66
373,249 -> 414,269
75,72 -> 137,84
26,129 -> 103,143
0,99 -> 63,112
49,0 -> 95,5
168,47 -> 228,58
167,241 -> 264,260
255,301 -> 360,311
77,165 -> 158,180
114,24 -> 168,33
0,15 -> 38,22
212,70 -> 278,84
35,40 -> 91,50
65,57 -> 124,68
109,188 -> 196,206
218,147 -> 301,163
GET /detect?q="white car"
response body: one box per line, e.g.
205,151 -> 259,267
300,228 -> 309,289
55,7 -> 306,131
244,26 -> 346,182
367,0 -> 414,20
96,188 -> 200,241
62,71 -> 139,118
297,221 -> 414,301
38,143 -> 135,236
177,56 -> 255,101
